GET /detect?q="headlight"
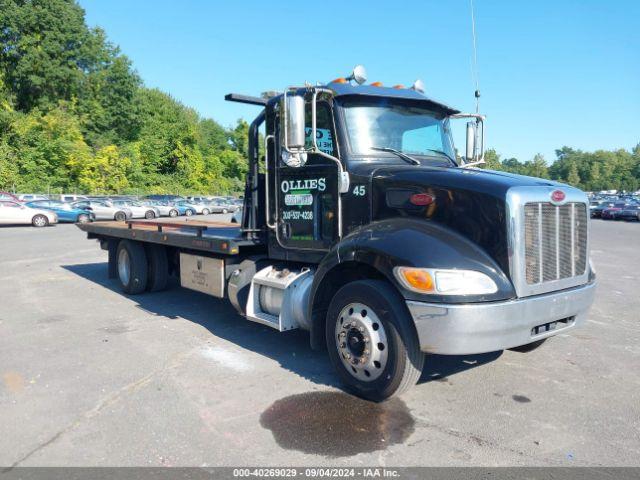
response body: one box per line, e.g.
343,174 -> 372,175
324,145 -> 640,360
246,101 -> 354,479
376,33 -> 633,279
394,267 -> 498,295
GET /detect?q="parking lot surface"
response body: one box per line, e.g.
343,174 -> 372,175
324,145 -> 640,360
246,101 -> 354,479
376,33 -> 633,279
1,218 -> 639,467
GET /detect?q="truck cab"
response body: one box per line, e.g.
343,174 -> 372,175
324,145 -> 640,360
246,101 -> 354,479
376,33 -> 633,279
80,67 -> 596,401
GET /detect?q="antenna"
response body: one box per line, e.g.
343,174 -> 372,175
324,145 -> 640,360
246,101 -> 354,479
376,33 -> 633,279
470,0 -> 480,113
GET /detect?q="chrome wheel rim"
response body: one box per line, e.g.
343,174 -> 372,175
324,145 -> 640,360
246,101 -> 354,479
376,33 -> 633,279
78,214 -> 88,223
117,248 -> 130,285
169,210 -> 177,217
33,215 -> 46,227
186,210 -> 192,216
335,302 -> 389,382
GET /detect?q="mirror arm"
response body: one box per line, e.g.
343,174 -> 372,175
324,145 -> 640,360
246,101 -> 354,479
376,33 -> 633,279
311,88 -> 346,239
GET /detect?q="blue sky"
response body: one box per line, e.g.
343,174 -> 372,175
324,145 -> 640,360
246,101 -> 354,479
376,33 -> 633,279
79,0 -> 639,163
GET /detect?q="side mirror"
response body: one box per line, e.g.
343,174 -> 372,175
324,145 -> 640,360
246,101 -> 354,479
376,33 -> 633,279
466,121 -> 476,161
282,94 -> 305,150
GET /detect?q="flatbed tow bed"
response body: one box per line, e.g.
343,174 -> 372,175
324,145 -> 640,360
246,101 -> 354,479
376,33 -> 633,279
78,217 -> 262,255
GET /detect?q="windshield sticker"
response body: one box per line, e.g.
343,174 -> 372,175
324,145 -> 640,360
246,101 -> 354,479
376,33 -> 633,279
305,127 -> 334,155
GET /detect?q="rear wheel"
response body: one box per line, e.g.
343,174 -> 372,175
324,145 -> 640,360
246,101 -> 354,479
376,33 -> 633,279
185,209 -> 194,216
146,245 -> 169,292
32,214 -> 48,227
169,209 -> 178,217
202,208 -> 210,215
77,213 -> 90,223
509,338 -> 547,353
114,211 -> 127,222
116,240 -> 148,294
222,208 -> 228,214
145,210 -> 156,219
326,280 -> 424,401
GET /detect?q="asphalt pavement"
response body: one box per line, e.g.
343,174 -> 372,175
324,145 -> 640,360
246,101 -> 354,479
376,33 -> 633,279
0,217 -> 638,467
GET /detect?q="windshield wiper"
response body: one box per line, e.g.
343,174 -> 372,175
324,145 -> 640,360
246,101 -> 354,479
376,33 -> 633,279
422,148 -> 456,164
370,146 -> 420,165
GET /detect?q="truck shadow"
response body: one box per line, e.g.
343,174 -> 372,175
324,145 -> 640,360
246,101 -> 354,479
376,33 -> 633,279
63,262 -> 503,392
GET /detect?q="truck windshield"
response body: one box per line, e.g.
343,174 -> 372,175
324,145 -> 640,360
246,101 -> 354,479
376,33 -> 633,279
342,100 -> 456,166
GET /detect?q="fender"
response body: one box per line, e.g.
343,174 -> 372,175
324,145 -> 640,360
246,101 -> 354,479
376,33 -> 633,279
307,218 -> 515,349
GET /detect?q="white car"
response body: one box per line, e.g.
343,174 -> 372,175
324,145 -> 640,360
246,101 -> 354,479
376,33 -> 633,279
142,201 -> 181,217
17,194 -> 49,202
71,200 -> 132,221
0,200 -> 58,227
111,201 -> 160,219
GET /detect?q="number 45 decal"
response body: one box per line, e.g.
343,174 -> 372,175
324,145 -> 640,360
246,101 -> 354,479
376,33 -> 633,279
352,185 -> 366,196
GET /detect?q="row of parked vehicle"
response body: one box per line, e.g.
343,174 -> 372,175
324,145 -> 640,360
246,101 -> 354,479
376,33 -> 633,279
0,191 -> 241,227
589,194 -> 640,221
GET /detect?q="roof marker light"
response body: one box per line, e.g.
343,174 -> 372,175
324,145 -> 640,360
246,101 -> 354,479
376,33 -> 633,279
370,81 -> 384,87
392,84 -> 405,89
411,79 -> 425,93
331,77 -> 348,84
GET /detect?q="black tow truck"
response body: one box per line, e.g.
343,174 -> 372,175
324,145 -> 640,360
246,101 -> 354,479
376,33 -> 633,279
78,66 -> 596,400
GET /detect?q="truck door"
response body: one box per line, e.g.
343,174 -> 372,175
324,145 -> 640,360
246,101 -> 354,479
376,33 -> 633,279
274,101 -> 340,251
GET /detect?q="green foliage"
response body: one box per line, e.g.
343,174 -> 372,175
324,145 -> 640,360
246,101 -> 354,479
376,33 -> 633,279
0,0 -> 249,195
483,146 -> 640,192
0,1 -> 637,195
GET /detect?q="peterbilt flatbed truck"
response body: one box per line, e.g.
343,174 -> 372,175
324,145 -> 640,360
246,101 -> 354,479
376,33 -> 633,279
78,67 -> 596,401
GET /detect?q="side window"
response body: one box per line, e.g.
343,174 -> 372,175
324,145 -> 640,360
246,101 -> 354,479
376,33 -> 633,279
304,103 -> 336,157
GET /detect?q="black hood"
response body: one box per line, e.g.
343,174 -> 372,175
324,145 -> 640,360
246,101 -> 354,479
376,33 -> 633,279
367,165 -> 560,278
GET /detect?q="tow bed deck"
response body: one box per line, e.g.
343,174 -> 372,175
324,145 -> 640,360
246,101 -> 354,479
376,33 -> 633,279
77,217 -> 263,255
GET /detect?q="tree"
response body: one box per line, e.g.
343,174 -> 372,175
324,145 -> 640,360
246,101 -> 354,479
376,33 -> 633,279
0,0 -> 107,111
76,145 -> 130,193
566,161 -> 580,187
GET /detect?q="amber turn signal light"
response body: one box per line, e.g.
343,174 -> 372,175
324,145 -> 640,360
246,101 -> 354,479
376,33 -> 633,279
396,267 -> 435,292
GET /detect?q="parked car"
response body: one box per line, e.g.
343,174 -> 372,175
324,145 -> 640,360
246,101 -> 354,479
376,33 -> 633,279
25,200 -> 95,223
0,200 -> 58,227
601,203 -> 629,220
230,207 -> 242,224
143,194 -> 185,203
0,192 -> 20,201
59,194 -> 88,203
111,200 -> 160,219
174,200 -> 208,215
617,205 -> 640,221
591,202 -> 616,218
17,194 -> 49,202
209,199 -> 238,213
143,201 -> 195,217
71,200 -> 132,221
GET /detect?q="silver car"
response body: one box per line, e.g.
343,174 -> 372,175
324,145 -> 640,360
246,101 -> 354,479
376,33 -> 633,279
142,201 -> 181,217
112,201 -> 160,219
71,200 -> 132,221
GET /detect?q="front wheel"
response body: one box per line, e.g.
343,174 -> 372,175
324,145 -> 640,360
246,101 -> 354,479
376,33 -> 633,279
202,208 -> 210,215
77,213 -> 90,223
185,209 -> 193,217
114,211 -> 126,222
326,280 -> 424,402
145,210 -> 156,219
32,214 -> 49,227
169,209 -> 178,217
222,208 -> 228,214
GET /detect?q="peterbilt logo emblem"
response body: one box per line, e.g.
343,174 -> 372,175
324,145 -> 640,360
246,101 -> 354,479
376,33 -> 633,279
550,190 -> 566,204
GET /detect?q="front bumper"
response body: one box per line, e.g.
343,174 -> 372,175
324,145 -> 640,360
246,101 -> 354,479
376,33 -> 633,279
407,281 -> 596,355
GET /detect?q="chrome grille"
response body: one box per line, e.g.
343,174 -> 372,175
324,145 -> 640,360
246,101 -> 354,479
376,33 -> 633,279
524,202 -> 587,285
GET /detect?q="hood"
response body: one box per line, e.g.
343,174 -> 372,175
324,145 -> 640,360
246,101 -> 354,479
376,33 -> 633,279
371,165 -> 564,199
368,165 -> 567,279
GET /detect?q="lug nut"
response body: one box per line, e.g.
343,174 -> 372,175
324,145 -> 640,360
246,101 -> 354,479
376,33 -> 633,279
359,327 -> 364,333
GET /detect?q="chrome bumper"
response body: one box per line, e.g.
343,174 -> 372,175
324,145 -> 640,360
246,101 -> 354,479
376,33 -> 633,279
407,281 -> 596,355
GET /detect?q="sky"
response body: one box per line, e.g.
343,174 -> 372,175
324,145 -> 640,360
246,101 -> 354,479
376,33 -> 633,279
79,0 -> 640,163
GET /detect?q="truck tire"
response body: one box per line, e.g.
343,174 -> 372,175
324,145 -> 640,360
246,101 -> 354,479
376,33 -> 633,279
325,280 -> 424,401
509,338 -> 547,353
32,214 -> 49,227
116,240 -> 148,294
146,244 -> 169,292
